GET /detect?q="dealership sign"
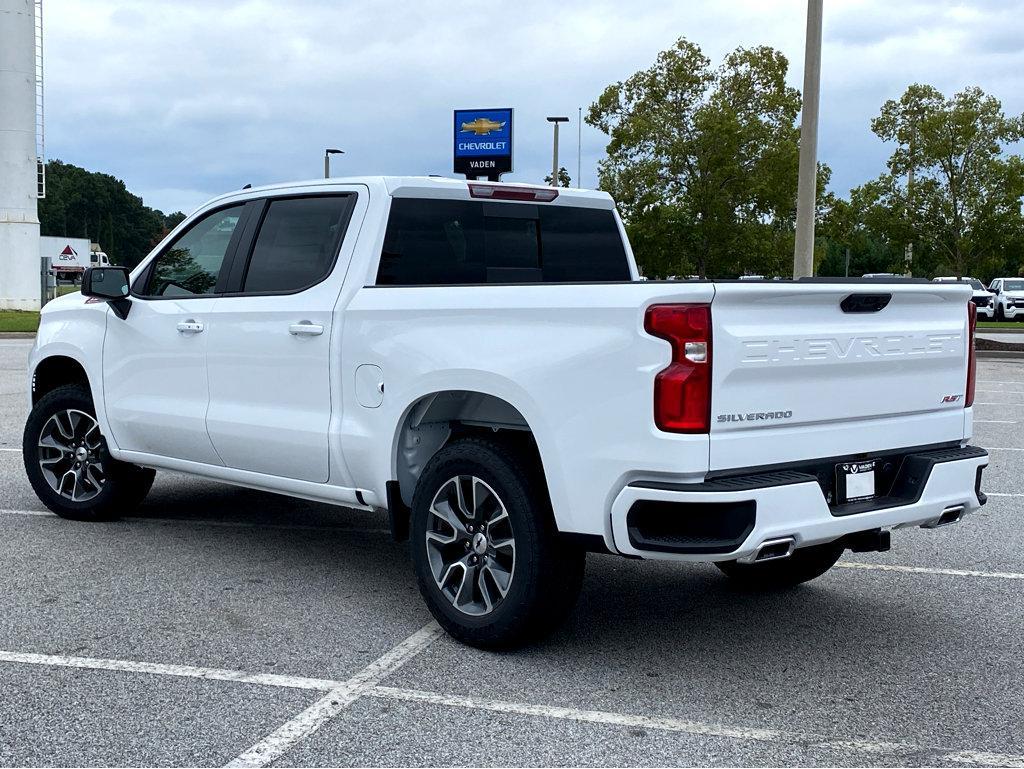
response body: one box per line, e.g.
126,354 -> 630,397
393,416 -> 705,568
453,108 -> 513,180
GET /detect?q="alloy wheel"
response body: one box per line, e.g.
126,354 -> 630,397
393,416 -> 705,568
37,409 -> 106,502
424,475 -> 516,616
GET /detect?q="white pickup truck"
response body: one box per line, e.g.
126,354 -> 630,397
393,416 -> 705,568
24,177 -> 988,647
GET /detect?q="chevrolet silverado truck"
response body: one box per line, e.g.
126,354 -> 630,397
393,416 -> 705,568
933,277 -> 995,319
989,277 -> 1024,321
23,176 -> 988,647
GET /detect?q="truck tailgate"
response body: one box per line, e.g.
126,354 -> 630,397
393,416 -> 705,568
708,282 -> 972,471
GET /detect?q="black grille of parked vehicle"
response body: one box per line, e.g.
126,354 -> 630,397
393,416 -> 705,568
625,500 -> 756,554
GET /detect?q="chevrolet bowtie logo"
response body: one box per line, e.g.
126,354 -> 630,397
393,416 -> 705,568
460,118 -> 506,135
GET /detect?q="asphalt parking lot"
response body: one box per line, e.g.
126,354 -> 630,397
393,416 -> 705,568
1,337 -> 1022,767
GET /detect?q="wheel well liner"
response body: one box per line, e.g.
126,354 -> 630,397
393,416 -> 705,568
32,356 -> 90,404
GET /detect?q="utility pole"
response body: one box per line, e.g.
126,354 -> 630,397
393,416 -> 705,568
904,126 -> 915,276
792,0 -> 823,279
577,106 -> 582,188
324,148 -> 343,178
546,116 -> 568,187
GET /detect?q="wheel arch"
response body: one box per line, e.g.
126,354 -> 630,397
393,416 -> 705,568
388,389 -> 556,539
32,354 -> 92,406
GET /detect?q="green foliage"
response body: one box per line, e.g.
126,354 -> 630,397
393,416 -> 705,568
848,84 -> 1024,281
543,167 -> 572,187
586,37 -> 830,278
38,160 -> 177,269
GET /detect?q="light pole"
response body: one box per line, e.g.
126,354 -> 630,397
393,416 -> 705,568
324,148 -> 344,179
792,0 -> 823,279
546,116 -> 568,186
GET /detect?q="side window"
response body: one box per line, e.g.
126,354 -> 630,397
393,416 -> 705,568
376,199 -> 631,285
241,195 -> 354,294
141,206 -> 244,297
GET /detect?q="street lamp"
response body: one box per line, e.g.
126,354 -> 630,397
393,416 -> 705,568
546,117 -> 569,187
324,148 -> 344,179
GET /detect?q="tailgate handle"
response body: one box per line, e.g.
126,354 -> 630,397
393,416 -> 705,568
841,293 -> 891,313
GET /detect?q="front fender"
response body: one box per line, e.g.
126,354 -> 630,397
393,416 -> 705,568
31,299 -> 114,449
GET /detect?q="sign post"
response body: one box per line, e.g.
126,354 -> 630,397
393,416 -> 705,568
454,108 -> 513,181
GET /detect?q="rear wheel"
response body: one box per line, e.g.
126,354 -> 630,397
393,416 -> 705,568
715,541 -> 844,589
23,384 -> 155,521
411,437 -> 584,648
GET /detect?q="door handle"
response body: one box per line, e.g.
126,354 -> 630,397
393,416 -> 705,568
177,320 -> 204,334
289,321 -> 324,336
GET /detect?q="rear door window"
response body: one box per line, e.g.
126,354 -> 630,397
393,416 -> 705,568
242,195 -> 355,294
376,199 -> 630,285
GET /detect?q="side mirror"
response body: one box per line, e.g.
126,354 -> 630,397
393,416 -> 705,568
82,267 -> 132,319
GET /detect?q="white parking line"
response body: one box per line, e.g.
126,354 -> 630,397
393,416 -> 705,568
975,420 -> 1018,423
987,492 -> 1024,498
0,650 -> 339,691
837,561 -> 1024,580
226,623 -> 442,768
366,686 -> 1024,766
0,630 -> 1021,766
976,389 -> 1024,394
987,447 -> 1024,451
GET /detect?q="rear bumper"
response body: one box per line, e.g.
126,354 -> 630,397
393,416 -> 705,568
610,446 -> 989,562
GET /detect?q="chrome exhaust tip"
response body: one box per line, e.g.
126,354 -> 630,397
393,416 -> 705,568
739,536 -> 796,564
921,505 -> 966,529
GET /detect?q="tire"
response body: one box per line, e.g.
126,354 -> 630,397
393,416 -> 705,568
23,384 -> 155,521
410,436 -> 585,649
715,540 -> 844,589
996,305 -> 1005,321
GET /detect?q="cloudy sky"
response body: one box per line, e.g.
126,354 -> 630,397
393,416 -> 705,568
43,0 -> 1024,215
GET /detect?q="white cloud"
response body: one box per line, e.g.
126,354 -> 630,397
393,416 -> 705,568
42,0 -> 1024,213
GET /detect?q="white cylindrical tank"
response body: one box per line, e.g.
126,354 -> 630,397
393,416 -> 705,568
0,0 -> 42,310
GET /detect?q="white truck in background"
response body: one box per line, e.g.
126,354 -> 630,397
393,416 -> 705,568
989,277 -> 1024,321
933,277 -> 995,319
24,177 -> 988,648
40,236 -> 90,283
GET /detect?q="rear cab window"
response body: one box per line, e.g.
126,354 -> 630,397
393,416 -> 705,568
376,198 -> 631,285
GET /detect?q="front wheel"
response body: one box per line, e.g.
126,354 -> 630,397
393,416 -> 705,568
410,437 -> 584,648
715,541 -> 844,589
23,384 -> 155,521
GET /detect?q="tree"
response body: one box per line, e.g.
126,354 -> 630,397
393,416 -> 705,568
38,160 -> 174,268
544,167 -> 572,187
853,84 -> 1024,279
586,37 -> 830,278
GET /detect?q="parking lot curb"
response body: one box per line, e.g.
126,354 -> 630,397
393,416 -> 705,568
977,349 -> 1024,360
0,332 -> 35,339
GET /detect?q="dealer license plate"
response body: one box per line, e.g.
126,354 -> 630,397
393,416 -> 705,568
838,460 -> 876,503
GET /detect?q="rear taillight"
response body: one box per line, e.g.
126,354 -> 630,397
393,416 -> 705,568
644,304 -> 712,433
966,302 -> 977,408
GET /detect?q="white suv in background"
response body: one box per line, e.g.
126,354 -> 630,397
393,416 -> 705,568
989,278 -> 1024,321
933,277 -> 995,319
